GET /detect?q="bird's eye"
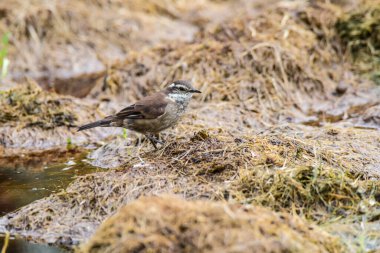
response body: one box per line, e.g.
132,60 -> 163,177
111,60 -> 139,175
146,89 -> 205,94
178,86 -> 186,91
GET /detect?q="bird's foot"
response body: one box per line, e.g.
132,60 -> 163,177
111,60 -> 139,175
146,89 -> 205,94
154,134 -> 165,145
145,134 -> 164,150
134,136 -> 142,147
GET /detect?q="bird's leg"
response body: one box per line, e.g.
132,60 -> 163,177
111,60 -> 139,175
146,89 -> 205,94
134,135 -> 142,147
152,134 -> 164,145
156,133 -> 165,145
136,139 -> 145,164
145,134 -> 164,149
147,134 -> 164,145
154,133 -> 165,144
145,134 -> 158,149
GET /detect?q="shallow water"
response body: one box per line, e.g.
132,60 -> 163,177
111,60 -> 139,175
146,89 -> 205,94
0,154 -> 99,252
1,237 -> 68,253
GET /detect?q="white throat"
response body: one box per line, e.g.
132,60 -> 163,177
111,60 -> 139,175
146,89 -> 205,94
169,92 -> 191,101
168,93 -> 192,109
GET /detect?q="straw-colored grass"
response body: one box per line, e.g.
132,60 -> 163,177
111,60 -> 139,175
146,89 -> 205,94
76,195 -> 345,253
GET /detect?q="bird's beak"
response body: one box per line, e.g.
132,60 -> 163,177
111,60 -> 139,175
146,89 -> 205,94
190,89 -> 201,93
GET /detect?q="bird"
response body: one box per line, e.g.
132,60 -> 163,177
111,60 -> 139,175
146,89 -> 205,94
78,80 -> 201,149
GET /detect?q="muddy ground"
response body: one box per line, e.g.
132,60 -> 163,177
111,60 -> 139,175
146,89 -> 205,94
0,0 -> 380,252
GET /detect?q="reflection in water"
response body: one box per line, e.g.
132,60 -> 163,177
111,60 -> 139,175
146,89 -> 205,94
0,154 -> 99,252
0,155 -> 98,215
1,237 -> 68,253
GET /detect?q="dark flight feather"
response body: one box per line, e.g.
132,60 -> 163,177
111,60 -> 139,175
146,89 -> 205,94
78,117 -> 113,131
78,93 -> 169,131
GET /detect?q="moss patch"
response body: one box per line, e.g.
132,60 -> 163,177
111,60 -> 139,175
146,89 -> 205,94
0,81 -> 77,129
0,80 -> 111,155
336,1 -> 380,84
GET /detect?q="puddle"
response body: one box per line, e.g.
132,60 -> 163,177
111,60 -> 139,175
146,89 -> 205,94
0,154 -> 99,252
0,155 -> 99,215
1,237 -> 68,253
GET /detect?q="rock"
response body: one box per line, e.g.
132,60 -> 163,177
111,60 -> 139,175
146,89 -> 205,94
335,81 -> 349,95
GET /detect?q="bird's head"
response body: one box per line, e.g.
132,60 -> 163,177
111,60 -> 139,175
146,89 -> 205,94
166,80 -> 201,94
165,80 -> 201,102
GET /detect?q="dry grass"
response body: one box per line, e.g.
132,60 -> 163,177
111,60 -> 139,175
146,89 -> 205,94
2,126 -> 379,249
88,0 -> 380,136
0,0 -> 379,252
0,80 -> 110,155
0,81 -> 77,129
95,0 -> 378,127
0,0 -> 235,95
76,195 -> 345,253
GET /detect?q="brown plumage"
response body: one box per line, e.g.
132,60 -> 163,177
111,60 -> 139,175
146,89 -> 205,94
78,80 -> 201,149
115,92 -> 168,120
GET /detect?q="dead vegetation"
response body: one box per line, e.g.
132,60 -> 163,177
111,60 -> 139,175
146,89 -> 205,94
336,0 -> 380,84
95,0 -> 379,130
77,195 -> 345,253
98,2 -> 337,102
0,0 -> 236,96
0,81 -> 109,156
2,126 -> 379,250
0,0 -> 379,252
0,81 -> 77,129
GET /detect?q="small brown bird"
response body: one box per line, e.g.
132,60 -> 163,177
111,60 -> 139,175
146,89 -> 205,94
78,80 -> 201,149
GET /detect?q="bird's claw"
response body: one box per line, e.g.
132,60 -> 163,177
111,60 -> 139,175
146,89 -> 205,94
145,135 -> 164,150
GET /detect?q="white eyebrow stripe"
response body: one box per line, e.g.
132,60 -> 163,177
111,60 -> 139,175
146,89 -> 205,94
175,84 -> 189,90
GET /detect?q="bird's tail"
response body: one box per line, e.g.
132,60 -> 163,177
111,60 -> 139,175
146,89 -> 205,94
78,118 -> 112,131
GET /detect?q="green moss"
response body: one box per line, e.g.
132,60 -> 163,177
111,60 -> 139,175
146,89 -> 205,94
336,4 -> 380,84
235,164 -> 380,222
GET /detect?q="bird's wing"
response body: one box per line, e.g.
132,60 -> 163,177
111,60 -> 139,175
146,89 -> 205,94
115,93 -> 168,120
